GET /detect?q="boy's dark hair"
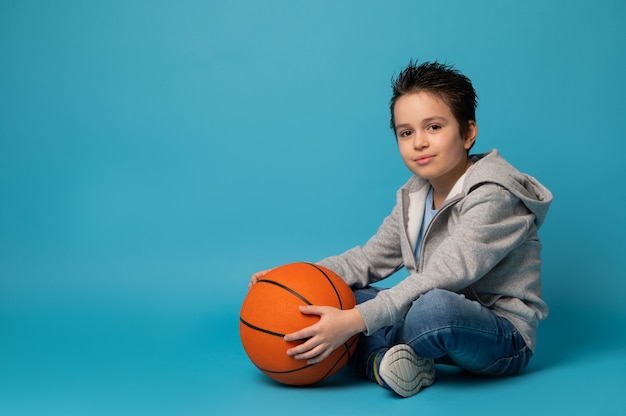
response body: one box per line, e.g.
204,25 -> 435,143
390,60 -> 478,139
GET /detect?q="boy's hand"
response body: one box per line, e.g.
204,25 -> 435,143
284,306 -> 366,364
249,268 -> 273,289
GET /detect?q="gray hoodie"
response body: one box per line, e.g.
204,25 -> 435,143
318,149 -> 553,352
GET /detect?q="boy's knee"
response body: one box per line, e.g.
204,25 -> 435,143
406,289 -> 468,328
417,288 -> 457,304
411,288 -> 460,311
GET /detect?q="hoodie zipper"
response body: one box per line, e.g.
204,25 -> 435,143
415,194 -> 463,272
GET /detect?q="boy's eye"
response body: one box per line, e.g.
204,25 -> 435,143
427,124 -> 441,131
399,130 -> 412,138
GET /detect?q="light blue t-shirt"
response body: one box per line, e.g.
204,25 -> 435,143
414,186 -> 438,264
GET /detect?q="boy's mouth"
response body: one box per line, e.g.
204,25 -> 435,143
415,155 -> 435,165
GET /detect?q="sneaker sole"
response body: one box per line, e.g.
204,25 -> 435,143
379,344 -> 435,397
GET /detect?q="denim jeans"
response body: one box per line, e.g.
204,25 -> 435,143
351,287 -> 532,381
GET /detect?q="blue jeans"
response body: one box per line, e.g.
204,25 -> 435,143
351,287 -> 532,380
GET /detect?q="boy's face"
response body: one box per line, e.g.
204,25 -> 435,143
393,91 -> 476,191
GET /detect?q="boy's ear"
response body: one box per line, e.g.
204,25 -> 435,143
464,121 -> 478,150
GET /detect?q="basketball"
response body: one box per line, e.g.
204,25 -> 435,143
239,262 -> 359,386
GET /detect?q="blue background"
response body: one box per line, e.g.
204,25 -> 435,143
1,0 -> 625,414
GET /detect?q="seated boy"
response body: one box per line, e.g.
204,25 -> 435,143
250,60 -> 552,397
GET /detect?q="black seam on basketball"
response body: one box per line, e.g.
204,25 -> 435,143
319,339 -> 353,382
305,263 -> 344,309
320,337 -> 359,381
240,317 -> 285,338
256,278 -> 313,305
346,336 -> 358,359
260,337 -> 358,380
257,362 -> 314,374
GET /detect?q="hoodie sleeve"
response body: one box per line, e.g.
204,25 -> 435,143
356,183 -> 536,335
317,201 -> 405,289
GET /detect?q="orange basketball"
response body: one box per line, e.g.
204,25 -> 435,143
239,262 -> 359,386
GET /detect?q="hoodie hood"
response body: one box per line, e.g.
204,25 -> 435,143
465,150 -> 553,228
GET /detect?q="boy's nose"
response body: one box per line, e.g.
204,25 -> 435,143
412,133 -> 428,149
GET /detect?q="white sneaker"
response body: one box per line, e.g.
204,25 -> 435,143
378,344 -> 435,397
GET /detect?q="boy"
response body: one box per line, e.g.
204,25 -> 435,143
250,60 -> 552,397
